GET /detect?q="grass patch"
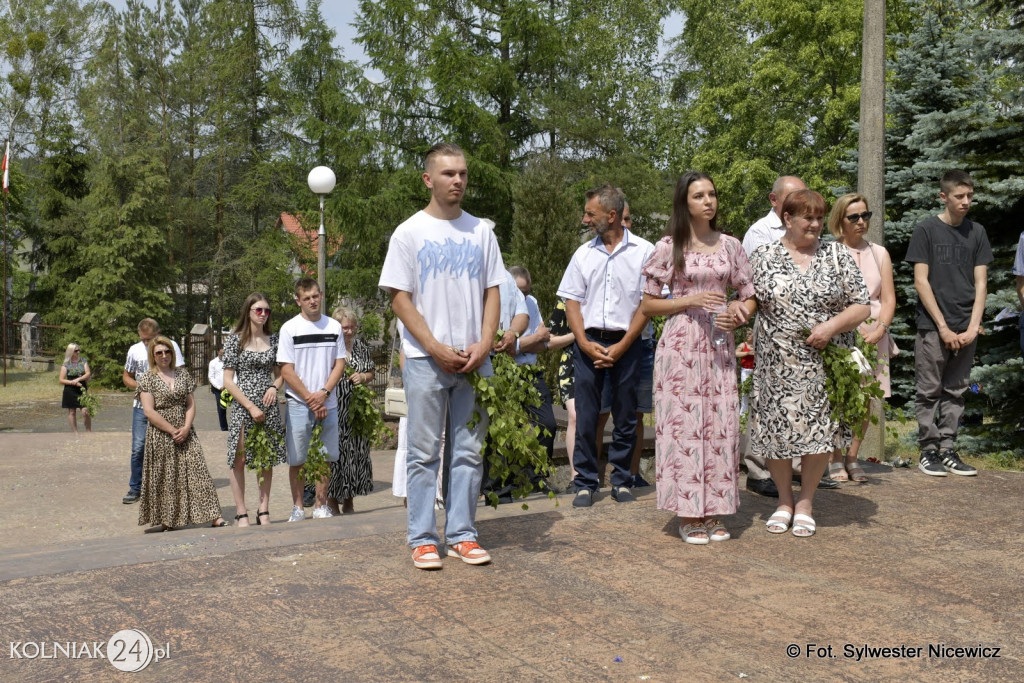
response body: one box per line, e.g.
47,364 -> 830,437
0,368 -> 126,406
0,368 -> 66,405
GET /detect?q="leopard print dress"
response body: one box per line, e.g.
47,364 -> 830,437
137,371 -> 223,528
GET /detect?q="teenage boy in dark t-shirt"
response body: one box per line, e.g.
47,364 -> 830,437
905,169 -> 991,477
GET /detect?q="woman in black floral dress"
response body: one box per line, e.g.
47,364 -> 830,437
223,292 -> 286,527
547,299 -> 579,482
327,307 -> 375,514
749,190 -> 869,538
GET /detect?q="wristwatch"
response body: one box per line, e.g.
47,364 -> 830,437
320,387 -> 330,396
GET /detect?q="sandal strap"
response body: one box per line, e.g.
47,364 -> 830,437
681,522 -> 708,537
235,513 -> 249,520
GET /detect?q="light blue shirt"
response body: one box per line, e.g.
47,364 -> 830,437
514,295 -> 542,366
498,269 -> 528,330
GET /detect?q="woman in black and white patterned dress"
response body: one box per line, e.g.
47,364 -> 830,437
327,307 -> 375,514
223,292 -> 286,527
749,190 -> 869,538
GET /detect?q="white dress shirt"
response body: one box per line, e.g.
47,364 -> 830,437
556,229 -> 655,331
208,355 -> 225,391
742,209 -> 784,256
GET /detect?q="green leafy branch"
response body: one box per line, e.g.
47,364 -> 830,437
804,328 -> 885,440
299,421 -> 330,485
468,335 -> 554,509
245,421 -> 282,484
347,370 -> 393,446
78,390 -> 100,418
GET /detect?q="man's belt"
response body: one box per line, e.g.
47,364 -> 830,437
585,328 -> 626,343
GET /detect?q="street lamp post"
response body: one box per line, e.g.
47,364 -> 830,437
306,166 -> 336,294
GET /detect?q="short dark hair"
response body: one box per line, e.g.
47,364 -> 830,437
294,277 -> 320,298
584,184 -> 625,217
424,142 -> 465,171
940,169 -> 974,194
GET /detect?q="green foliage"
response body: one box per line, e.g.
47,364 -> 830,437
883,0 -> 1024,414
298,421 -> 330,485
663,0 -> 890,231
348,376 -> 392,447
806,329 -> 886,439
78,390 -> 100,418
960,357 -> 1024,455
468,343 -> 554,509
245,421 -> 283,484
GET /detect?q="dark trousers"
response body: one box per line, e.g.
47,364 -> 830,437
572,334 -> 641,491
529,372 -> 557,463
211,386 -> 229,432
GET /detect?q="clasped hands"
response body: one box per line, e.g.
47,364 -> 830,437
693,291 -> 749,332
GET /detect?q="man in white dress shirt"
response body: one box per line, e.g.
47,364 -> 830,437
557,185 -> 654,507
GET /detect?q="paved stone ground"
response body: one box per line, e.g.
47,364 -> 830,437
1,428 -> 1022,680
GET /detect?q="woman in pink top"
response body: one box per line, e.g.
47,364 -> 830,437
827,193 -> 897,483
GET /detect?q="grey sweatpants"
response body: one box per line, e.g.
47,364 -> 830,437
914,330 -> 976,450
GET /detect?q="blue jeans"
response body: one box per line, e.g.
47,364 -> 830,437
403,357 -> 490,548
285,399 -> 339,466
129,406 -> 147,493
572,335 -> 641,492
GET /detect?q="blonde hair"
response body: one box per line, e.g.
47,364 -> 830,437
63,343 -> 80,364
332,306 -> 358,325
828,193 -> 869,239
146,335 -> 176,373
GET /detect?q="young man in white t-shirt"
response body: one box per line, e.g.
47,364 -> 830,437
277,278 -> 347,522
121,318 -> 184,504
379,142 -> 504,570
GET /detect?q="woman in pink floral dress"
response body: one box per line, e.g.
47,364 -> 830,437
641,172 -> 756,545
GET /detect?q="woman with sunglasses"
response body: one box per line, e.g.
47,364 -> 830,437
223,292 -> 286,526
138,335 -> 227,531
59,343 -> 92,435
826,194 -> 897,483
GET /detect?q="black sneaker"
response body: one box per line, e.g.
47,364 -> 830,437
611,486 -> 635,503
302,488 -> 315,508
918,449 -> 947,477
572,489 -> 593,508
939,448 -> 977,476
122,490 -> 140,504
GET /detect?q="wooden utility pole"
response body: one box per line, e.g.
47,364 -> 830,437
858,0 -> 887,460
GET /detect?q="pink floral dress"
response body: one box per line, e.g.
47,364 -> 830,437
642,235 -> 755,518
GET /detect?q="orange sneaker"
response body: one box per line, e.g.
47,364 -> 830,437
447,540 -> 491,565
411,544 -> 442,570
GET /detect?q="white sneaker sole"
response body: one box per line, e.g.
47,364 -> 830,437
944,467 -> 977,476
918,463 -> 947,477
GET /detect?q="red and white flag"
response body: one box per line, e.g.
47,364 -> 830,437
2,141 -> 9,193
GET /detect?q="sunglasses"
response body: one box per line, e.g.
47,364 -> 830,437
845,211 -> 873,223
153,350 -> 172,357
252,307 -> 271,315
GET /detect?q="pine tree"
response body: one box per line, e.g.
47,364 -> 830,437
884,0 -> 1024,455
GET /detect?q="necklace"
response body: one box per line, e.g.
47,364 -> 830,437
782,238 -> 817,268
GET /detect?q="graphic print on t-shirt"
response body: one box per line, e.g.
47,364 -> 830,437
417,238 -> 485,288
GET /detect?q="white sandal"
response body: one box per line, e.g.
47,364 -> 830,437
765,510 -> 792,534
679,522 -> 709,545
792,513 -> 816,538
704,518 -> 731,541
